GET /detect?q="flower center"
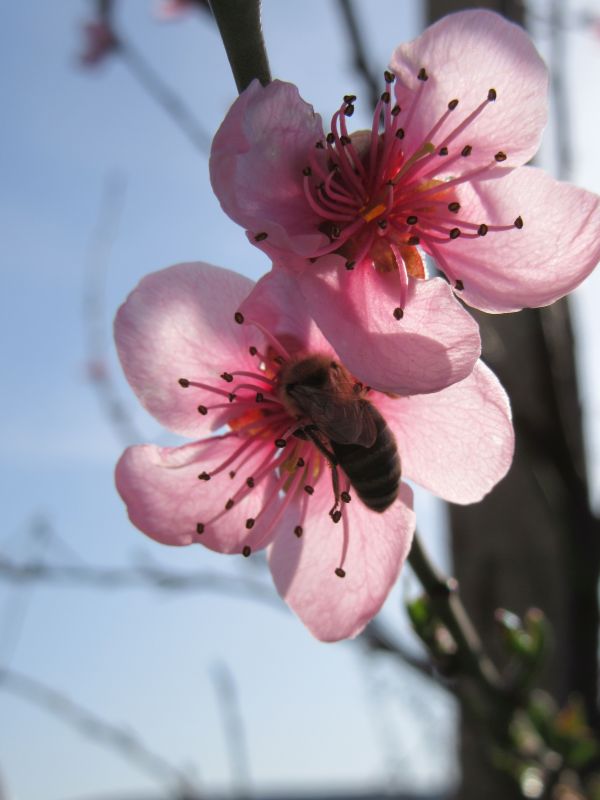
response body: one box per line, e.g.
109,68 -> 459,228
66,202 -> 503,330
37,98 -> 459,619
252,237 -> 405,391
302,70 -> 524,316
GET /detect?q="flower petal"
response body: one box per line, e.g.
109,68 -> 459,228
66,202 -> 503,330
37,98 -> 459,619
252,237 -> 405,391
269,480 -> 415,642
390,9 -> 547,172
294,260 -> 481,394
115,262 -> 261,437
431,167 -> 600,312
210,80 -> 328,256
115,436 -> 282,552
376,361 -> 514,504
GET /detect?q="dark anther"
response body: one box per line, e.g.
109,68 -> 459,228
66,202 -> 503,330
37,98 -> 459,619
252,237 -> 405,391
377,220 -> 387,230
341,491 -> 351,503
255,392 -> 264,403
448,98 -> 459,110
315,140 -> 325,149
393,307 -> 404,320
225,499 -> 235,510
455,279 -> 464,291
274,355 -> 285,365
439,146 -> 448,156
335,567 -> 346,578
461,145 -> 472,157
246,477 -> 255,488
340,135 -> 351,146
448,202 -> 460,213
309,257 -> 317,263
514,216 -> 524,229
249,346 -> 257,356
245,518 -> 255,530
494,151 -> 507,162
391,104 -> 401,117
344,104 -> 355,117
229,470 -> 236,479
178,378 -> 190,388
197,405 -> 208,415
302,166 -> 312,176
254,231 -> 268,242
331,225 -> 341,239
417,67 -> 428,81
449,227 -> 461,240
353,382 -> 363,394
384,70 -> 395,84
275,438 -> 287,448
228,393 -> 236,403
234,311 -> 244,324
380,91 -> 391,103
331,510 -> 342,523
326,132 -> 335,144
196,523 -> 204,534
343,94 -> 357,103
406,215 -> 418,225
345,260 -> 355,271
488,88 -> 497,102
294,526 -> 303,538
198,471 -> 210,481
478,223 -> 488,236
408,235 -> 420,246
220,372 -> 233,382
304,485 -> 315,495
395,128 -> 405,140
297,457 -> 305,467
242,546 -> 252,558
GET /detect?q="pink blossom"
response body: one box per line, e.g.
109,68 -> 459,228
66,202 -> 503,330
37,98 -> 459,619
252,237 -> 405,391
155,0 -> 197,20
210,8 -> 600,327
114,262 -> 514,641
79,20 -> 118,67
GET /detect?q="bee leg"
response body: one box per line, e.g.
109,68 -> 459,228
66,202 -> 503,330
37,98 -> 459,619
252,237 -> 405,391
302,427 -> 343,523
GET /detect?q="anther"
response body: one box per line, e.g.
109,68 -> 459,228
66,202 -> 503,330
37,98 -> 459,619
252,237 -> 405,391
391,105 -> 401,117
380,91 -> 390,103
478,223 -> 488,236
254,232 -> 268,242
439,146 -> 448,156
449,227 -> 461,240
221,372 -> 233,383
245,518 -> 255,530
461,145 -> 472,157
487,88 -> 497,102
331,225 -> 341,239
340,135 -> 352,146
315,140 -> 325,149
384,70 -> 395,84
514,216 -> 524,229
393,307 -> 404,320
345,260 -> 355,271
309,257 -> 317,263
335,567 -> 346,578
331,510 -> 342,523
417,67 -> 428,81
304,485 -> 315,495
275,438 -> 287,448
302,166 -> 312,176
406,215 -> 418,225
494,151 -> 507,162
408,235 -> 420,246
341,491 -> 351,503
294,526 -> 303,538
344,104 -> 355,117
198,471 -> 210,481
343,94 -> 357,103
455,279 -> 464,291
246,477 -> 255,488
249,346 -> 258,356
228,393 -> 236,403
377,220 -> 388,230
395,128 -> 405,140
178,378 -> 190,388
448,99 -> 459,110
326,132 -> 335,144
225,499 -> 235,510
448,202 -> 460,213
234,311 -> 244,324
255,392 -> 264,403
229,470 -> 236,479
242,546 -> 252,558
197,405 -> 208,415
297,457 -> 305,467
196,523 -> 204,534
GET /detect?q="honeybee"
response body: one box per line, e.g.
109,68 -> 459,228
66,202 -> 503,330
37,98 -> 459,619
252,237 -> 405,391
278,355 -> 401,514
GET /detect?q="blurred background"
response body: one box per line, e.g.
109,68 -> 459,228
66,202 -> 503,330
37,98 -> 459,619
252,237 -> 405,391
2,1 -> 600,798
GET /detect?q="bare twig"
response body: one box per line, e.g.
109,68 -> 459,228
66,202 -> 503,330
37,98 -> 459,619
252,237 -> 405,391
209,0 -> 271,92
336,0 -> 381,109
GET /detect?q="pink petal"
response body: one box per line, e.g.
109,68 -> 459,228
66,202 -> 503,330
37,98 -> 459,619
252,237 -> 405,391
115,262 -> 261,437
390,9 -> 547,172
269,480 -> 415,642
376,361 -> 514,504
210,80 -> 328,256
433,167 -> 600,312
294,261 -> 481,395
115,436 -> 282,553
238,268 -> 335,358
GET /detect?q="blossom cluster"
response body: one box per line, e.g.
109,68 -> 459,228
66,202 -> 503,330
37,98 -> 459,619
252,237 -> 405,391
114,11 -> 600,641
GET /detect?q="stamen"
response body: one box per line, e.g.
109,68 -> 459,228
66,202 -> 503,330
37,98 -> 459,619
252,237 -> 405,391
254,232 -> 268,242
234,311 -> 244,324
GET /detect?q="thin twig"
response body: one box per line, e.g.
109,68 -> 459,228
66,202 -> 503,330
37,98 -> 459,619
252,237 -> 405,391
337,0 -> 381,109
209,0 -> 271,92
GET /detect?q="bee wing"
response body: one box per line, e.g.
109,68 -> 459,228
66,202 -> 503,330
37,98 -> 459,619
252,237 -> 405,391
294,387 -> 377,447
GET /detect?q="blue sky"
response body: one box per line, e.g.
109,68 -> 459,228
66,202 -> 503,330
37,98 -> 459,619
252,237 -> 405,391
2,1 -> 600,798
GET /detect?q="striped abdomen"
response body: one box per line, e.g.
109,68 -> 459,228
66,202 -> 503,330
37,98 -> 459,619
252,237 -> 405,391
331,404 -> 401,512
